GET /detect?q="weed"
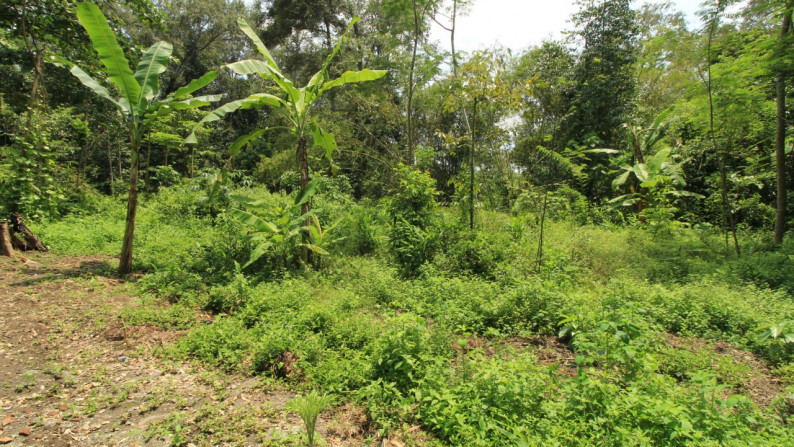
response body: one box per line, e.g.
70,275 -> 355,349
286,391 -> 333,447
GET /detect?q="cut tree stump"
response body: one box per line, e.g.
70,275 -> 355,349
0,222 -> 13,257
10,214 -> 47,252
0,215 -> 48,257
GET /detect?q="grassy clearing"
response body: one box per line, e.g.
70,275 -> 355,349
33,181 -> 794,446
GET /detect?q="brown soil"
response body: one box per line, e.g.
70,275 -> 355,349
662,334 -> 786,407
0,254 -> 372,446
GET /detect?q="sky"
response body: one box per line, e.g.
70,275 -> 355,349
428,0 -> 706,53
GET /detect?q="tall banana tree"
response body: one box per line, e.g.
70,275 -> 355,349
188,16 -> 386,264
68,2 -> 219,274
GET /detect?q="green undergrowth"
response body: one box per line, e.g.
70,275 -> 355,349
32,181 -> 794,446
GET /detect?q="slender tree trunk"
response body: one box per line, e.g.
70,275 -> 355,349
706,16 -> 740,256
407,0 -> 421,165
20,0 -> 48,139
145,142 -> 152,193
450,0 -> 475,229
108,143 -> 115,194
296,135 -> 311,265
469,98 -> 478,229
79,140 -> 88,190
118,141 -> 140,275
721,143 -> 741,256
775,7 -> 792,244
537,190 -> 548,269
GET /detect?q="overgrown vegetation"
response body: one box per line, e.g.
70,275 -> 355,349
3,0 -> 794,445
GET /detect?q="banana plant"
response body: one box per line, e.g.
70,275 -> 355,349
610,147 -> 700,208
67,2 -> 220,274
228,180 -> 326,269
187,16 -> 387,265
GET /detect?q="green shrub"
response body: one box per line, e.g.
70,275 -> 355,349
735,245 -> 794,294
439,230 -> 510,280
368,314 -> 449,392
385,165 -> 440,277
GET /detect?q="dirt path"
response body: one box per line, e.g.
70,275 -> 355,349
0,255 -> 369,447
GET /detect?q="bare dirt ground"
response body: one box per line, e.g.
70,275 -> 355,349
0,254 -> 372,447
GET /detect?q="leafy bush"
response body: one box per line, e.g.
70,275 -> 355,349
734,244 -> 794,294
438,230 -> 510,280
385,165 -> 439,277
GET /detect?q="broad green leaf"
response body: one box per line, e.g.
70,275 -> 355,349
230,209 -> 279,234
169,94 -> 223,108
612,170 -> 631,189
169,70 -> 218,100
144,95 -> 221,126
228,129 -> 268,156
185,93 -> 284,144
295,88 -> 307,114
134,41 -> 172,108
321,69 -> 388,93
76,2 -> 141,114
228,59 -> 272,76
311,122 -> 337,161
229,194 -> 270,209
585,148 -> 620,154
243,242 -> 272,268
318,16 -> 360,78
236,16 -> 301,104
294,180 -> 321,206
289,211 -> 316,227
302,243 -> 329,256
632,163 -> 649,183
648,147 -> 671,173
69,66 -> 124,111
237,18 -> 283,76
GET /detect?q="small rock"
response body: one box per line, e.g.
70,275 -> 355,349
0,437 -> 11,444
1,416 -> 11,427
19,427 -> 31,436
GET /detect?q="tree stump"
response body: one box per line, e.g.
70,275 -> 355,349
0,215 -> 48,257
10,214 -> 47,252
0,222 -> 13,257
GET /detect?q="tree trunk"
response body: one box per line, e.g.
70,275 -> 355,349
775,8 -> 792,244
145,142 -> 152,193
719,153 -> 740,257
407,0 -> 420,165
536,190 -> 548,269
706,15 -> 740,256
296,135 -> 311,265
469,98 -> 478,230
449,0 -> 475,228
118,148 -> 140,275
0,222 -> 14,257
108,142 -> 115,194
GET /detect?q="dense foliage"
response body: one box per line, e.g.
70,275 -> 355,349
3,0 -> 794,445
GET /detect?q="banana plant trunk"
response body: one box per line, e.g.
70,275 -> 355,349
297,135 -> 312,265
118,142 -> 140,275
